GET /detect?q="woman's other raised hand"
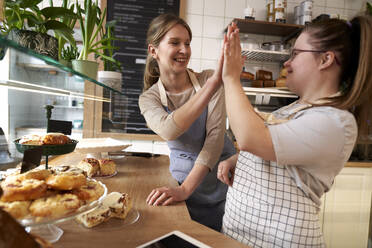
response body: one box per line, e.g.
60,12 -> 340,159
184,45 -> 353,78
222,22 -> 245,84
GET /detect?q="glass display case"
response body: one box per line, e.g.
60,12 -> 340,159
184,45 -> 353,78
0,35 -> 122,168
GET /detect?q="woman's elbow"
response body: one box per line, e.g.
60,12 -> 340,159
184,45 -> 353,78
236,140 -> 250,152
158,132 -> 180,141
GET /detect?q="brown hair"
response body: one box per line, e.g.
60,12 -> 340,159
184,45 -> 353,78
143,14 -> 192,91
304,15 -> 372,136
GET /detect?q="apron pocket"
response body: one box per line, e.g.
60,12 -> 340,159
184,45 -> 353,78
169,151 -> 196,182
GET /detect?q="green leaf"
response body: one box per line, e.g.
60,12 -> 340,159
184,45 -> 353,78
93,51 -> 117,62
367,2 -> 372,15
41,7 -> 77,20
54,29 -> 76,47
43,20 -> 74,32
18,0 -> 43,9
105,20 -> 117,28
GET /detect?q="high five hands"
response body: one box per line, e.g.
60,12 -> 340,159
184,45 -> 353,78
207,22 -> 244,89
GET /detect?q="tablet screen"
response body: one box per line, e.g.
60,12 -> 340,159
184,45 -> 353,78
140,234 -> 199,248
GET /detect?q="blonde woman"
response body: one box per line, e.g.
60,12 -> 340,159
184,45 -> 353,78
138,14 -> 236,231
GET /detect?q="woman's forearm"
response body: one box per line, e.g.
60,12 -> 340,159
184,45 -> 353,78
180,163 -> 209,197
173,80 -> 219,131
224,79 -> 275,161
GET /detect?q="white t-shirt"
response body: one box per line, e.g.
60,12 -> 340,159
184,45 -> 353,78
268,104 -> 357,205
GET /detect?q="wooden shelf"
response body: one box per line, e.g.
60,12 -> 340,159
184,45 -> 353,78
230,18 -> 304,38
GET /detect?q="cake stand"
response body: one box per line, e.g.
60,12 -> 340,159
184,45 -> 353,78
20,179 -> 107,243
14,139 -> 78,169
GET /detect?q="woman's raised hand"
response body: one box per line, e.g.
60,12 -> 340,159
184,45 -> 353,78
222,22 -> 245,84
206,39 -> 225,89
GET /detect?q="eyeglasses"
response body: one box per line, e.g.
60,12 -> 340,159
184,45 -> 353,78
288,48 -> 340,65
289,48 -> 326,60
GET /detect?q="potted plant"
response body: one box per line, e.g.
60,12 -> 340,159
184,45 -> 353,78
48,0 -> 78,63
96,20 -> 123,92
61,44 -> 79,68
72,0 -> 107,80
3,0 -> 77,61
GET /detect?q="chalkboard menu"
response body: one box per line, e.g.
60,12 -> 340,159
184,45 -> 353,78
102,0 -> 180,134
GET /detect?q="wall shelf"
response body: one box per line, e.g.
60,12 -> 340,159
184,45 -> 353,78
230,18 -> 303,40
242,49 -> 290,62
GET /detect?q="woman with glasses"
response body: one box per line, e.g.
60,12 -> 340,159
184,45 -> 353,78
217,15 -> 372,247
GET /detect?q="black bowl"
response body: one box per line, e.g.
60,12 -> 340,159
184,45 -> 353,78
14,139 -> 78,156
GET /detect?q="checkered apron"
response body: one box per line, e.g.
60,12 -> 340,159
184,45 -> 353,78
222,102 -> 325,248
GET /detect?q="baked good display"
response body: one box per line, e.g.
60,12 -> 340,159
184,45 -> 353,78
276,67 -> 287,87
75,158 -> 117,177
19,134 -> 43,145
251,80 -> 264,87
263,80 -> 275,87
0,200 -> 31,219
18,133 -> 71,146
98,159 -> 116,176
76,191 -> 133,228
256,69 -> 273,80
102,192 -> 132,220
1,178 -> 48,202
14,169 -> 51,181
41,133 -> 70,145
279,67 -> 288,77
77,158 -> 100,177
276,77 -> 287,87
75,205 -> 111,228
72,180 -> 105,203
29,193 -> 81,219
0,166 -> 106,223
46,166 -> 87,190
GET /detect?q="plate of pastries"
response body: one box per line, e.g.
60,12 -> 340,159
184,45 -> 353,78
14,133 -> 78,156
76,191 -> 139,229
0,165 -> 107,226
76,158 -> 117,178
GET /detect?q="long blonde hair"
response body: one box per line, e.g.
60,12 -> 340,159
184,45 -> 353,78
143,14 -> 192,91
305,15 -> 372,137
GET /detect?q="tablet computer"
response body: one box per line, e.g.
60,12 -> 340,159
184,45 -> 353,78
136,230 -> 211,248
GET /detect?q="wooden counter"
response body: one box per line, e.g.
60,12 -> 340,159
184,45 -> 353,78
48,153 -> 248,248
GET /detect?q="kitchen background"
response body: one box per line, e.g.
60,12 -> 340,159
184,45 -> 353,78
0,1 -> 371,247
184,0 -> 370,79
1,0 -> 371,154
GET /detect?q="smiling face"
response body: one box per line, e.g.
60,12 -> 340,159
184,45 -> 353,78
284,32 -> 322,97
149,24 -> 191,76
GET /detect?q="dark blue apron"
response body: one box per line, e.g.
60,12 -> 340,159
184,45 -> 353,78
166,105 -> 236,231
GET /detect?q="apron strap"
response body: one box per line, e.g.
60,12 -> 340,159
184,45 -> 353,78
158,78 -> 168,107
187,69 -> 201,92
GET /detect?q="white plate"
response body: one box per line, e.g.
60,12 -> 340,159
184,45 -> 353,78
75,138 -> 131,154
93,170 -> 118,179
